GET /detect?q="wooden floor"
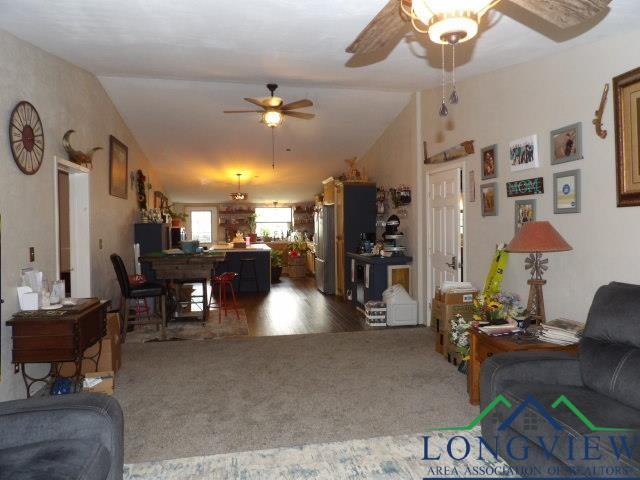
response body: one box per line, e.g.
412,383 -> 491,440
240,276 -> 368,337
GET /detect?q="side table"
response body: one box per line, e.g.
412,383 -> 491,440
467,329 -> 579,405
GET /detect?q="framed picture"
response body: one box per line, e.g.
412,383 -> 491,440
515,199 -> 536,233
109,135 -> 128,199
509,135 -> 539,172
468,170 -> 476,203
481,144 -> 498,179
613,67 -> 640,207
550,122 -> 582,165
480,182 -> 498,217
554,170 -> 581,214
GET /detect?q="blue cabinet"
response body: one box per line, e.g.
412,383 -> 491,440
346,253 -> 412,309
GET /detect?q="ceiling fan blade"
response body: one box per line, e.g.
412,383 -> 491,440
507,0 -> 611,28
280,99 -> 313,111
243,97 -> 269,109
223,110 -> 263,113
284,111 -> 316,120
345,0 -> 408,55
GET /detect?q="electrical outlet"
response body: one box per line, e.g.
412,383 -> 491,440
29,247 -> 35,262
99,238 -> 103,250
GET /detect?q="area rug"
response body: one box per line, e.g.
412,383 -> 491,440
116,329 -> 479,463
124,428 -> 514,479
123,309 -> 248,343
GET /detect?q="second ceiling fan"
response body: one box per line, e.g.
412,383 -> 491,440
223,83 -> 315,128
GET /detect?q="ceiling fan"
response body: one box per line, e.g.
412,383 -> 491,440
223,83 -> 315,128
346,0 -> 611,116
346,0 -> 612,55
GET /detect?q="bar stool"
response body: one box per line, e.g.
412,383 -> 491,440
239,257 -> 259,293
210,272 -> 240,322
110,254 -> 166,340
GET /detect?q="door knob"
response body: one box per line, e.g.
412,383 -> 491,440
446,256 -> 457,270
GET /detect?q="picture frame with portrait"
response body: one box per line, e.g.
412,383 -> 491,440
481,144 -> 498,180
509,134 -> 539,172
550,122 -> 582,165
480,182 -> 498,217
514,199 -> 536,233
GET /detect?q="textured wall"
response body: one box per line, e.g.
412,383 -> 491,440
360,96 -> 424,321
420,28 -> 640,324
0,30 -> 161,401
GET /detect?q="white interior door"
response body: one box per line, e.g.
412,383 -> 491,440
427,167 -> 462,304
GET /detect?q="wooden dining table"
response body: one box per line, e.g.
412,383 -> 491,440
139,252 -> 227,321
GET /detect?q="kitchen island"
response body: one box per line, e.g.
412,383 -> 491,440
209,243 -> 271,293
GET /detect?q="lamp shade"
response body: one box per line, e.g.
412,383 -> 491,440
506,221 -> 572,253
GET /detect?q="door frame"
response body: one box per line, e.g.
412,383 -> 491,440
425,159 -> 468,324
53,156 -> 92,298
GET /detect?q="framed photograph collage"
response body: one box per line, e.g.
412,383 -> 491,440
479,122 -> 583,230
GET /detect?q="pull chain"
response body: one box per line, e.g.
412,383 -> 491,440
449,43 -> 459,105
439,43 -> 448,117
271,127 -> 275,170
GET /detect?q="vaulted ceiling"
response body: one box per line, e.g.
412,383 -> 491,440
1,0 -> 638,202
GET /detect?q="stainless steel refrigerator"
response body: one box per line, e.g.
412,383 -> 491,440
314,205 -> 335,294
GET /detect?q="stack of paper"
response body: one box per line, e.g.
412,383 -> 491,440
478,324 -> 521,336
539,318 -> 584,345
440,281 -> 476,293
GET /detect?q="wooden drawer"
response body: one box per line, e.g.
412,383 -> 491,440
474,342 -> 505,363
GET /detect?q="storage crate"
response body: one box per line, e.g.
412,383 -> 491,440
365,301 -> 387,327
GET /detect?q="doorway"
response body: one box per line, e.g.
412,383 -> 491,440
54,157 -> 91,298
426,164 -> 465,320
57,171 -> 72,296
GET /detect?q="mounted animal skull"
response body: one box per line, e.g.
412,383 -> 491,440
62,130 -> 102,169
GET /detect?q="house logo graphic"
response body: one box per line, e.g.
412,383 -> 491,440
434,394 -> 632,432
421,394 -> 638,479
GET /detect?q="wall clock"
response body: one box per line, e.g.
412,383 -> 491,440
9,101 -> 44,175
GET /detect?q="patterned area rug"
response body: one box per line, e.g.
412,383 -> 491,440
124,309 -> 248,343
124,429 -> 514,479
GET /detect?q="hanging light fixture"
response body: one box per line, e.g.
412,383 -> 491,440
261,109 -> 284,128
402,0 -> 500,116
229,173 -> 248,201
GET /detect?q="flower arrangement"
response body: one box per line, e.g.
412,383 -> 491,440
472,291 -> 525,324
449,314 -> 473,360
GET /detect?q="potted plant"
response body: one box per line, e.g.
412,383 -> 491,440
165,204 -> 188,227
247,212 -> 258,242
270,249 -> 283,283
287,238 -> 308,278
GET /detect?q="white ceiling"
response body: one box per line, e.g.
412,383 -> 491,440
1,0 -> 638,202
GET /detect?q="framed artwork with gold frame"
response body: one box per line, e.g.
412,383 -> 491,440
613,67 -> 640,207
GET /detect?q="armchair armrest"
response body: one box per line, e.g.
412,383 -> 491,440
0,393 -> 123,480
480,351 -> 582,408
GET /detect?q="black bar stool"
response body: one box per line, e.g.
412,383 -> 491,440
239,257 -> 259,292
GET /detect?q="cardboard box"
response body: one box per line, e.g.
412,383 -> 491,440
432,300 -> 476,333
435,289 -> 478,305
83,371 -> 114,395
59,313 -> 122,376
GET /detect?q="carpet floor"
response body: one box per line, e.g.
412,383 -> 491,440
116,328 -> 478,464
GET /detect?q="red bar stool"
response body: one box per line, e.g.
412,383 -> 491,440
210,272 -> 240,323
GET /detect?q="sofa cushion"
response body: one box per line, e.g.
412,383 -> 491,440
0,439 -> 111,480
580,283 -> 640,410
501,383 -> 640,476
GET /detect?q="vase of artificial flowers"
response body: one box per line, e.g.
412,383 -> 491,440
449,314 -> 472,374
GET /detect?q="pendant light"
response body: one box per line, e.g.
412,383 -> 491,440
229,173 -> 247,201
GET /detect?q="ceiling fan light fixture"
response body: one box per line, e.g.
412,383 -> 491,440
262,109 -> 284,128
412,0 -> 495,44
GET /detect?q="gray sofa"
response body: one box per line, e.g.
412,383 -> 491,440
0,392 -> 123,480
481,282 -> 640,478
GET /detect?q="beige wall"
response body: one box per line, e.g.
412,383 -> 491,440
363,28 -> 640,325
362,94 -> 424,320
422,28 -> 640,324
0,30 -> 161,400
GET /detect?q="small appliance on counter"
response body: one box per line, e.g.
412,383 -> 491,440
382,215 -> 406,257
180,240 -> 201,253
358,232 -> 376,254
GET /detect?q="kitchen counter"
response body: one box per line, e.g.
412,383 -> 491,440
346,252 -> 412,264
209,244 -> 271,254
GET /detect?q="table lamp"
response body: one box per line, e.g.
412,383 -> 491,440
505,221 -> 572,324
